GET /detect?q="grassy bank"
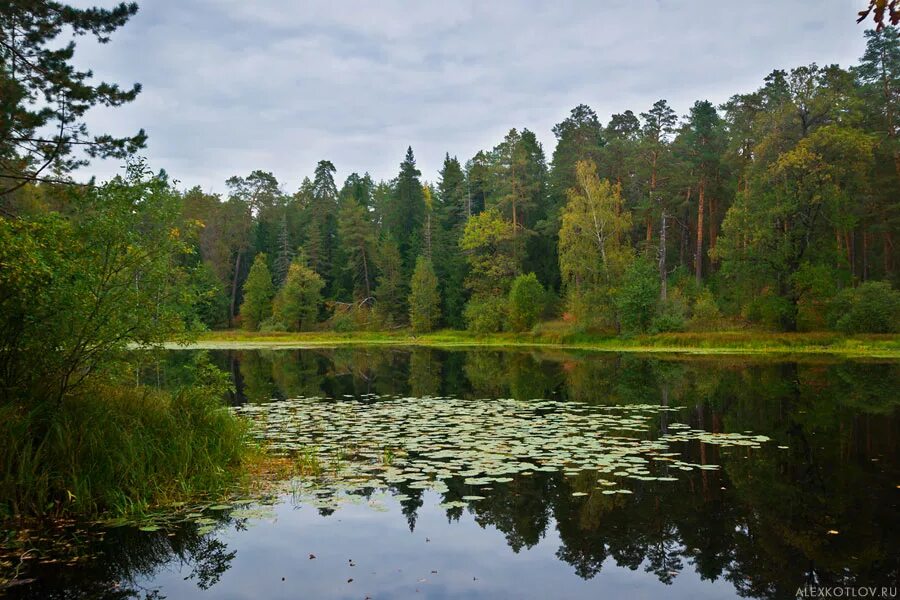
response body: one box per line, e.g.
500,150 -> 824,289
174,328 -> 900,358
0,379 -> 253,521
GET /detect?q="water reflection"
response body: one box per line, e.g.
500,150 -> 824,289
6,517 -> 237,599
5,349 -> 898,599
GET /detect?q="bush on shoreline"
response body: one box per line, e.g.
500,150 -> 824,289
0,368 -> 249,520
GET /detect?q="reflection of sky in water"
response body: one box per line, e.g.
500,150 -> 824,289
138,491 -> 737,599
10,350 -> 898,598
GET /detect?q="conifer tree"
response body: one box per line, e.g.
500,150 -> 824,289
383,147 -> 425,275
409,256 -> 441,333
0,1 -> 146,195
274,214 -> 295,286
374,238 -> 406,325
273,259 -> 324,331
239,253 -> 274,330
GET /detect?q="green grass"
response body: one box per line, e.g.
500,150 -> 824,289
0,382 -> 253,520
174,327 -> 900,358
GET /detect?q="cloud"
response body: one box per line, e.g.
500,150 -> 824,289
71,0 -> 867,193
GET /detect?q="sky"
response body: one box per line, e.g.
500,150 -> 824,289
71,0 -> 870,194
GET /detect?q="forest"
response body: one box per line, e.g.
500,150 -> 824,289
11,32 -> 900,337
1,4 -> 899,597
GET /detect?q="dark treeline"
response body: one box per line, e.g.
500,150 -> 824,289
7,29 -> 900,334
189,27 -> 900,334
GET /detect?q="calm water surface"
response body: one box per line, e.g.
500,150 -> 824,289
5,348 -> 899,599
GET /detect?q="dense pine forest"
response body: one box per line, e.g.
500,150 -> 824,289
6,30 -> 900,337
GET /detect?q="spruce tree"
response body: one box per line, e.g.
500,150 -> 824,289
308,160 -> 339,289
383,147 -> 425,276
273,260 -> 324,331
239,253 -> 275,330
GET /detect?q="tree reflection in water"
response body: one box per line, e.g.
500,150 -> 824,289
8,349 -> 896,599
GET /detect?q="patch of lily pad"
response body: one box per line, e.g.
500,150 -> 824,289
231,395 -> 771,514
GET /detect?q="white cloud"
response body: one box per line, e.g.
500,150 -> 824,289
71,0 -> 867,192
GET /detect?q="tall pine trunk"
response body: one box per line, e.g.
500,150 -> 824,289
659,211 -> 667,302
695,179 -> 705,285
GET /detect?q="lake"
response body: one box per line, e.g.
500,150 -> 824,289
4,347 -> 898,599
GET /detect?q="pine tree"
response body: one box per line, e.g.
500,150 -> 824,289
615,257 -> 660,334
423,185 -> 434,258
856,26 -> 900,276
0,2 -> 146,195
434,154 -> 470,327
548,105 -> 606,212
437,154 -> 467,229
465,151 -> 492,217
638,99 -> 678,243
340,172 -> 375,209
601,110 -> 641,189
239,253 -> 274,330
409,256 -> 441,333
682,100 -> 727,283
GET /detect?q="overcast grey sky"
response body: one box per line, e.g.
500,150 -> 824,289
73,0 -> 868,194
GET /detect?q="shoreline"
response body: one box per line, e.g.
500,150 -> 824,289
161,330 -> 900,359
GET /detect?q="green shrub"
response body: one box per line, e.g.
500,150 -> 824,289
615,257 -> 660,334
331,312 -> 356,332
529,319 -> 577,341
689,288 -> 723,331
507,273 -> 545,332
327,302 -> 380,332
652,289 -> 688,333
669,266 -> 702,307
743,291 -> 790,330
829,281 -> 900,333
258,317 -> 287,333
190,261 -> 231,329
464,295 -> 507,334
565,288 -> 616,330
651,301 -> 686,333
792,263 -> 842,331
